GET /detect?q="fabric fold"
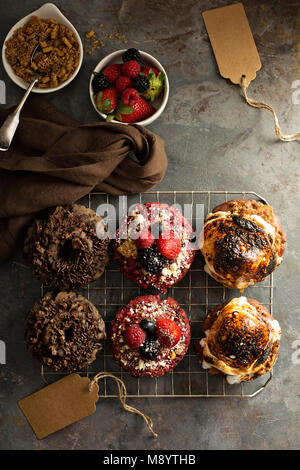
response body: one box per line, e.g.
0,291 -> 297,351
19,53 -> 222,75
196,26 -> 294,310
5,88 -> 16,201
0,95 -> 168,263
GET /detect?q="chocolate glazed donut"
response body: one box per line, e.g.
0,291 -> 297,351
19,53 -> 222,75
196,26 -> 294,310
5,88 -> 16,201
199,199 -> 286,290
24,204 -> 110,289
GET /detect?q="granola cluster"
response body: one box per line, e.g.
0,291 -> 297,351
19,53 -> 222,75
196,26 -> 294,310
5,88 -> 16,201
5,15 -> 80,88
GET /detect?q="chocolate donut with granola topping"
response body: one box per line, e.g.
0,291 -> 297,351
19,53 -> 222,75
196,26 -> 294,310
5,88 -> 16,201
25,291 -> 106,371
24,204 -> 110,290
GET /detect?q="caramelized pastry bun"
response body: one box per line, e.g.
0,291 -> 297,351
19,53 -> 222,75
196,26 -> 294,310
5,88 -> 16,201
199,199 -> 286,290
195,297 -> 281,383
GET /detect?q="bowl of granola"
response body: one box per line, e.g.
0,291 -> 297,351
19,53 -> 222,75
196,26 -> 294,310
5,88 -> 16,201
2,2 -> 83,92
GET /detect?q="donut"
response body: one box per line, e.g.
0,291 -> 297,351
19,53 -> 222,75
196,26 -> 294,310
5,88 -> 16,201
25,291 -> 106,371
110,294 -> 191,377
24,204 -> 110,289
194,297 -> 281,383
199,198 -> 286,290
114,202 -> 196,293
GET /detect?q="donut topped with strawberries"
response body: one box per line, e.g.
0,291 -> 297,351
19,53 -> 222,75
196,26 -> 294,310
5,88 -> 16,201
109,295 -> 191,377
91,48 -> 166,123
114,202 -> 196,293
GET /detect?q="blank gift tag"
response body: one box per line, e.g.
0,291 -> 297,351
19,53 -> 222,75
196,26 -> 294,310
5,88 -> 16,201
202,3 -> 261,87
18,374 -> 99,439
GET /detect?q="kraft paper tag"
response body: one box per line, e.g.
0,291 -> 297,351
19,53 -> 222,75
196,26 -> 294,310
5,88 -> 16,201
202,3 -> 261,87
18,374 -> 99,439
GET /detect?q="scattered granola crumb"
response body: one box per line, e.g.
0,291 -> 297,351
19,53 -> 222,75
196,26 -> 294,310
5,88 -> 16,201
84,24 -> 128,55
85,30 -> 95,38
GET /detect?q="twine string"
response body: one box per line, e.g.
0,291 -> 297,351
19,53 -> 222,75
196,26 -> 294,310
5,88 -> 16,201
240,74 -> 300,142
89,372 -> 158,438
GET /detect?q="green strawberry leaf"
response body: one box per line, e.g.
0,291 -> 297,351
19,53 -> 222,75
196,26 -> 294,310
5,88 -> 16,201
101,99 -> 112,110
148,69 -> 156,81
158,71 -> 165,83
106,114 -> 115,122
157,72 -> 166,89
116,103 -> 134,115
115,111 -> 122,121
96,91 -> 103,108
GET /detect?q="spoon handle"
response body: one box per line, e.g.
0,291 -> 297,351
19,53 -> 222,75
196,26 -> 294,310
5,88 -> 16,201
0,78 -> 38,152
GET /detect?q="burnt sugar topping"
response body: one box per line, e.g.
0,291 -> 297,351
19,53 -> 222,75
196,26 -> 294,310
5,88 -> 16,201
194,297 -> 281,383
199,198 -> 286,290
24,204 -> 110,290
25,291 -> 106,371
110,295 -> 191,377
114,202 -> 196,293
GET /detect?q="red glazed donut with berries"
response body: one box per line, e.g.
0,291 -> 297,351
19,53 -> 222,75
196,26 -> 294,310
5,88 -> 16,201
114,202 -> 196,293
109,295 -> 191,377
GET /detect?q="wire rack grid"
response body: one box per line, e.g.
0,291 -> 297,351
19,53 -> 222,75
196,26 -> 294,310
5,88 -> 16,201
41,190 -> 274,398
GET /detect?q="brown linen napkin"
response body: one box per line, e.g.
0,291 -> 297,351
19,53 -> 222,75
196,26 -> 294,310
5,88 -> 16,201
0,95 -> 168,263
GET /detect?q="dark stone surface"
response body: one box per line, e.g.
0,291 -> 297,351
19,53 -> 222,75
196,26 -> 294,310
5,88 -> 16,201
0,0 -> 299,450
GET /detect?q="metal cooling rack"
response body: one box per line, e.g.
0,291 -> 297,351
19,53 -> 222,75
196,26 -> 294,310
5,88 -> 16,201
41,190 -> 274,398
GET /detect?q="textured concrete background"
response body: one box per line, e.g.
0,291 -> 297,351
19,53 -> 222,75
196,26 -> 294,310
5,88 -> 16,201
0,0 -> 300,450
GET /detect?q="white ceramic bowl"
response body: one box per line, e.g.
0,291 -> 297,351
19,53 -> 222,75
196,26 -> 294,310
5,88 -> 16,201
2,2 -> 83,93
89,49 -> 169,126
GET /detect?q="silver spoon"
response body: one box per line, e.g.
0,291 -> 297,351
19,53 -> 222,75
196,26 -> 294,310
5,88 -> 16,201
0,41 -> 46,152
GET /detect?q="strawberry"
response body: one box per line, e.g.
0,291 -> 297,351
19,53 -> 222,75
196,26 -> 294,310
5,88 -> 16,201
102,64 -> 122,84
155,318 -> 181,348
121,88 -> 140,106
95,88 -> 118,113
121,60 -> 141,79
136,229 -> 155,250
141,66 -> 159,77
141,67 -> 165,102
124,324 -> 146,349
157,235 -> 181,259
114,96 -> 156,123
115,75 -> 132,93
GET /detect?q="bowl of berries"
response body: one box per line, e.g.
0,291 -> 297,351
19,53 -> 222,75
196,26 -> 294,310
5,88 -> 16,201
89,48 -> 169,126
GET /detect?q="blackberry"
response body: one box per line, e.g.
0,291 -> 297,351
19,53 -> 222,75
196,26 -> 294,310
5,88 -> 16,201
92,73 -> 110,93
139,336 -> 160,360
140,319 -> 156,334
139,246 -> 165,274
122,48 -> 141,64
133,75 -> 150,93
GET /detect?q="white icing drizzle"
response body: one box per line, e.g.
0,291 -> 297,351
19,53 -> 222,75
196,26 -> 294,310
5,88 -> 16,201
202,210 -> 277,288
204,260 -> 250,290
199,297 -> 281,384
226,375 -> 241,385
